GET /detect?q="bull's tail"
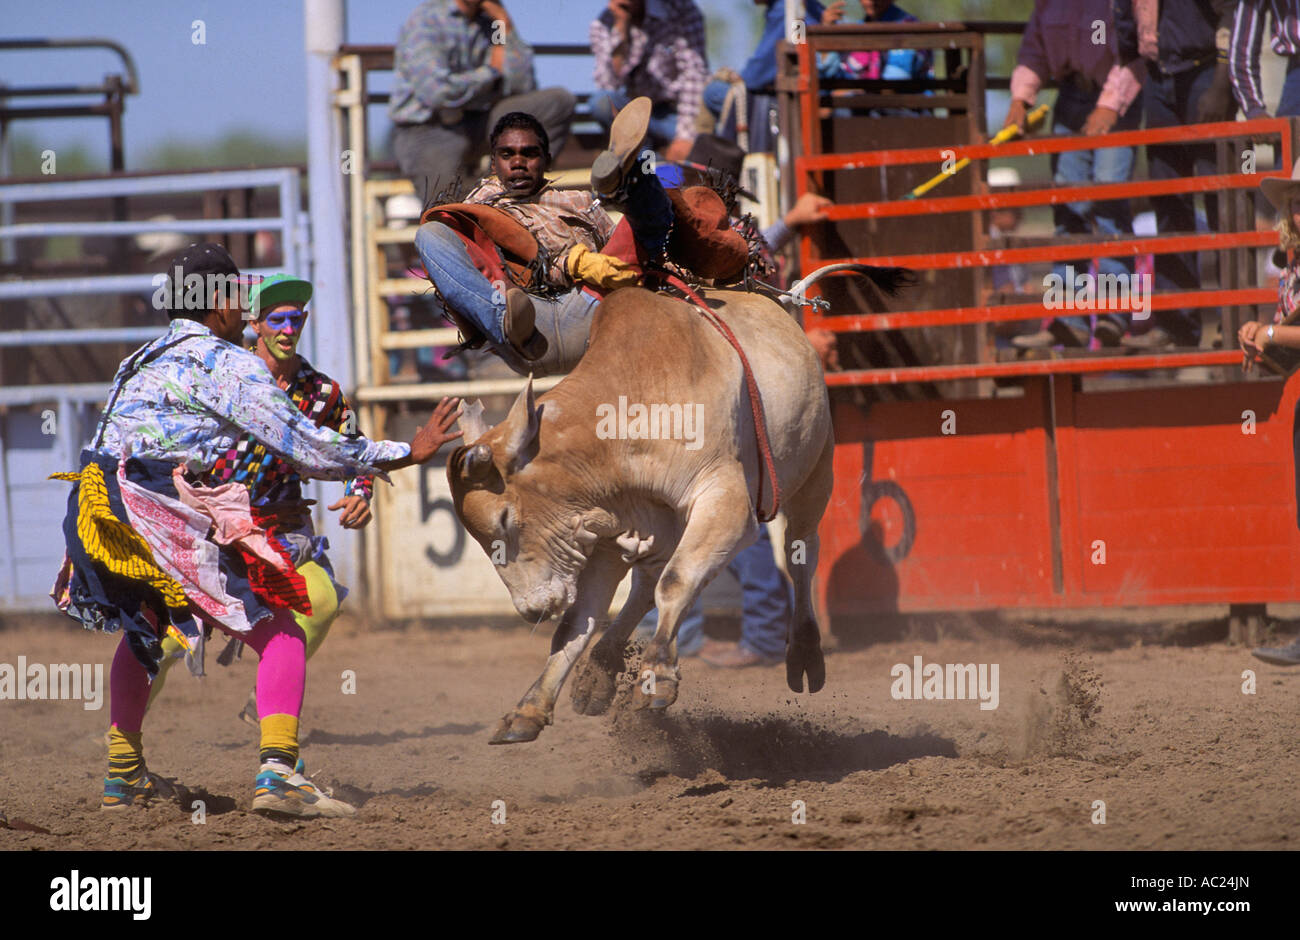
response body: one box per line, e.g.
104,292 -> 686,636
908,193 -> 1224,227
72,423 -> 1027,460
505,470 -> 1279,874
787,263 -> 916,305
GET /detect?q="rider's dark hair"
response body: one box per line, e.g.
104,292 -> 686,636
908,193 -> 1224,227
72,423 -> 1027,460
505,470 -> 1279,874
489,112 -> 550,162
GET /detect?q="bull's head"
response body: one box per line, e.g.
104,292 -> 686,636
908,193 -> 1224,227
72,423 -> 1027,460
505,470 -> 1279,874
448,378 -> 607,622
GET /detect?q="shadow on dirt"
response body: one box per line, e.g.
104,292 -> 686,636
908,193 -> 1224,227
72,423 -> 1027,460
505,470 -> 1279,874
161,782 -> 238,817
300,722 -> 485,747
612,711 -> 956,785
326,783 -> 441,808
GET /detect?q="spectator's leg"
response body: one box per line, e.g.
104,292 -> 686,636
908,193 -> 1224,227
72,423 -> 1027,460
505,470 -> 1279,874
637,601 -> 707,657
703,79 -> 735,140
1279,56 -> 1300,119
490,87 -> 577,161
1145,70 -> 1202,345
730,524 -> 791,662
393,122 -> 474,205
647,103 -> 684,151
747,93 -> 777,153
1092,127 -> 1140,336
1048,85 -> 1094,341
588,89 -> 630,132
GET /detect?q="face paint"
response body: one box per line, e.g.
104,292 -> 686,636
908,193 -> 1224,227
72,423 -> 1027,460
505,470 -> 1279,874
258,307 -> 306,360
264,308 -> 306,332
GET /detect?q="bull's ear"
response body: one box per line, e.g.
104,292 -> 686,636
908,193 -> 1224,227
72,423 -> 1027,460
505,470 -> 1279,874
501,374 -> 539,470
459,398 -> 488,444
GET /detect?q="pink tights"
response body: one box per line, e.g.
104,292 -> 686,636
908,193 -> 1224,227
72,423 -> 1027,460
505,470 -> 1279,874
110,609 -> 306,732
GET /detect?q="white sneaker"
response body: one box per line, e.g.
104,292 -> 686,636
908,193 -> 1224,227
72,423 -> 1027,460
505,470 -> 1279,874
251,761 -> 356,818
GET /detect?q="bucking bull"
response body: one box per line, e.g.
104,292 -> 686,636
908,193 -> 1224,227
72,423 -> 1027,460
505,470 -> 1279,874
447,268 -> 901,744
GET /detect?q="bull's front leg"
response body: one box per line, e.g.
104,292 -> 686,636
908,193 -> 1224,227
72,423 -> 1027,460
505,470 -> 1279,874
571,563 -> 661,716
490,551 -> 629,744
638,485 -> 756,711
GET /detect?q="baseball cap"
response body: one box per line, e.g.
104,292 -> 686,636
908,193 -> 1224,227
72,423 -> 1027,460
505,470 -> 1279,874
247,273 -> 313,318
162,242 -> 242,317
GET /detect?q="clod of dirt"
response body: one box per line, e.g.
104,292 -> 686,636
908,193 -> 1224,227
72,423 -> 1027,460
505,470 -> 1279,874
1016,650 -> 1105,760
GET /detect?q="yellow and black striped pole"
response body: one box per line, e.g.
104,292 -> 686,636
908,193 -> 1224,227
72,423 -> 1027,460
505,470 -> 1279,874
904,103 -> 1050,200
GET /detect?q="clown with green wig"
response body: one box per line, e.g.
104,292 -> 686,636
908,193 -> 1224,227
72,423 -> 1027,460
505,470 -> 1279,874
148,273 -> 370,722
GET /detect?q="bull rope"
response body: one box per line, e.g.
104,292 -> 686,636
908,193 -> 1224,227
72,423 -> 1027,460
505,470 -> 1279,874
656,273 -> 782,523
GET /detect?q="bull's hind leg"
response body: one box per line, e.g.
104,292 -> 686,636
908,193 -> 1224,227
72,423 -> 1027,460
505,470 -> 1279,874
638,483 -> 757,710
571,563 -> 660,716
782,433 -> 833,694
490,552 -> 629,744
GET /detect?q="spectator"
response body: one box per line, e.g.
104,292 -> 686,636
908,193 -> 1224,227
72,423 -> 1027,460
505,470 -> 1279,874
1115,0 -> 1238,350
824,0 -> 932,87
1229,0 -> 1300,120
1239,158 -> 1300,665
589,0 -> 709,163
1008,0 -> 1146,350
701,0 -> 846,152
389,0 -> 575,203
986,166 -> 1028,296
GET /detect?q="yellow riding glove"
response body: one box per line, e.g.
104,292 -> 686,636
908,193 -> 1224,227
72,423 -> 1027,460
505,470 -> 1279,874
566,244 -> 641,290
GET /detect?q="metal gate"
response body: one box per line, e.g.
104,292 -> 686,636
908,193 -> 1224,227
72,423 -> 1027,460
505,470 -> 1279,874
0,167 -> 308,609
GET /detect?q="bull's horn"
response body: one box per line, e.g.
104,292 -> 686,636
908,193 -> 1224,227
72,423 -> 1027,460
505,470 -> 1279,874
462,442 -> 494,481
502,374 -> 539,471
458,399 -> 488,444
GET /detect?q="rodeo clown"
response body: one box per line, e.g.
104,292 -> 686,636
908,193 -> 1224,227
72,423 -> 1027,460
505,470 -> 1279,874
144,272 -> 374,726
51,243 -> 462,818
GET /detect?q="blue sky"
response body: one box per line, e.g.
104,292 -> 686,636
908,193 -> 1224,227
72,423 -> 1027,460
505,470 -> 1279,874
1,0 -> 780,165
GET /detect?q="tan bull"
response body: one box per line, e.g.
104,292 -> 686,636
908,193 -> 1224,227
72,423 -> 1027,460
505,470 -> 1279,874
448,285 -> 833,744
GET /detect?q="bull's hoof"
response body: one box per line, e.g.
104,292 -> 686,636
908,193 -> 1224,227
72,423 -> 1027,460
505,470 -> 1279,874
786,643 -> 826,694
633,676 -> 678,711
488,707 -> 550,745
570,661 -> 618,716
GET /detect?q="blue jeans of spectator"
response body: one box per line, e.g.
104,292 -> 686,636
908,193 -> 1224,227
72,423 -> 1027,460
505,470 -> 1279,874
589,90 -> 681,152
414,221 -> 599,375
702,80 -> 777,153
639,524 -> 791,660
1050,81 -> 1142,337
1144,62 -> 1218,345
1279,56 -> 1300,119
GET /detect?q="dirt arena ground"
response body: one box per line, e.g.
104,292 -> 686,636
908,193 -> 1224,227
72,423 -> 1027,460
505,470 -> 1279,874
1,615 -> 1296,850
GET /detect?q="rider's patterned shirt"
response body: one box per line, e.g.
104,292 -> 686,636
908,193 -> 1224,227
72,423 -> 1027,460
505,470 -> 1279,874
466,176 -> 616,290
91,318 -> 406,482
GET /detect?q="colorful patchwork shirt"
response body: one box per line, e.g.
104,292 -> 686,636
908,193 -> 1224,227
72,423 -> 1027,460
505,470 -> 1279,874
205,355 -> 374,504
91,318 -> 407,483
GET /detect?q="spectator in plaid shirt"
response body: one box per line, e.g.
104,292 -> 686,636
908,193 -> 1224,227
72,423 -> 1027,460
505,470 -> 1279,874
148,274 -> 377,726
390,0 -> 575,202
589,0 -> 709,162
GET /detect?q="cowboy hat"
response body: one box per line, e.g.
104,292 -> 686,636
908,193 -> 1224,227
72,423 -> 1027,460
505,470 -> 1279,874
1260,158 -> 1300,212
